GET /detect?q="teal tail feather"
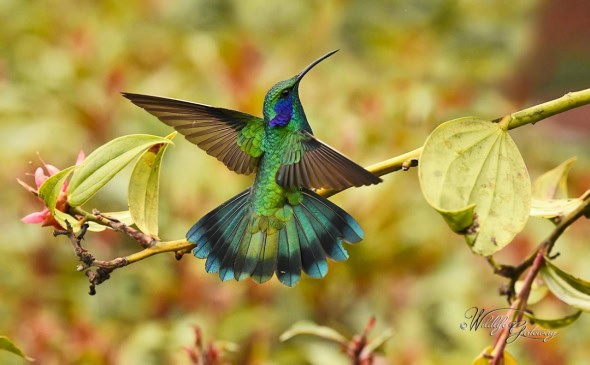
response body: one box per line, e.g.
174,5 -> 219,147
187,188 -> 364,286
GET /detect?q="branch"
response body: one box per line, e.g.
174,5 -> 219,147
504,88 -> 590,130
488,190 -> 590,302
489,192 -> 590,365
55,87 -> 590,292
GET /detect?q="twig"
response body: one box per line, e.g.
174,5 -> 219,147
489,194 -> 590,364
53,221 -> 114,295
70,206 -> 156,248
54,221 -> 93,267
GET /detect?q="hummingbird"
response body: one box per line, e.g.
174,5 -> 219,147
122,50 -> 381,286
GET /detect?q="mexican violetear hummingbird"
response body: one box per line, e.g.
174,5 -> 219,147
122,50 -> 381,286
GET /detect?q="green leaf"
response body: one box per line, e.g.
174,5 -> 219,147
532,157 -> 576,200
67,134 -> 173,207
524,310 -> 582,329
53,210 -> 82,232
0,336 -> 34,361
86,211 -> 134,232
419,117 -> 531,256
128,132 -> 176,237
280,321 -> 348,345
541,259 -> 590,311
515,280 -> 548,305
530,198 -> 583,218
472,346 -> 517,365
38,166 -> 81,231
38,165 -> 76,213
438,204 -> 477,233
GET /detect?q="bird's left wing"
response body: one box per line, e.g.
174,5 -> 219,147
276,130 -> 382,190
122,93 -> 265,175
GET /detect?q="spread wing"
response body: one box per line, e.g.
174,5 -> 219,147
276,130 -> 382,190
122,92 -> 265,175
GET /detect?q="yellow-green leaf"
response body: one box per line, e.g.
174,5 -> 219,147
361,328 -> 394,357
53,210 -> 82,232
38,165 -> 76,213
472,346 -> 517,365
128,132 -> 175,237
279,321 -> 347,345
38,166 -> 81,231
438,204 -> 477,233
419,117 -> 531,256
67,134 -> 173,206
86,211 -> 134,232
530,198 -> 583,218
525,310 -> 582,329
515,280 -> 548,305
0,336 -> 33,361
532,157 -> 576,200
541,259 -> 590,311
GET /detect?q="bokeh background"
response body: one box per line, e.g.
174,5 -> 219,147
2,0 -> 590,364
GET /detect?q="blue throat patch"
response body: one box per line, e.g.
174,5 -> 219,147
269,97 -> 292,127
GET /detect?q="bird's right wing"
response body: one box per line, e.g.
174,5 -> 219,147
276,130 -> 382,190
122,92 -> 265,175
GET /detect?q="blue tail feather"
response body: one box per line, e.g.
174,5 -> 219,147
276,220 -> 302,286
292,205 -> 329,278
186,187 -> 365,286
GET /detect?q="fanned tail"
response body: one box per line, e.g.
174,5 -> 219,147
187,188 -> 364,286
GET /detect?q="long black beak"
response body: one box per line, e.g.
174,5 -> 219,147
296,49 -> 339,82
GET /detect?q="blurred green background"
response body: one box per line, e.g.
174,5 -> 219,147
2,0 -> 590,364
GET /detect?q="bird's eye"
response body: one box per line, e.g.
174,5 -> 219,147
280,89 -> 290,98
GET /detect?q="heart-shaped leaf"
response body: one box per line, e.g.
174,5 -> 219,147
67,134 -> 173,206
541,258 -> 590,311
128,132 -> 176,237
419,117 -> 531,256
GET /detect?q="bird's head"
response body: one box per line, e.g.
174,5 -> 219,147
263,50 -> 338,128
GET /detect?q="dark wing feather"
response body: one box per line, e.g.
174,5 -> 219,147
276,131 -> 382,190
122,92 -> 265,175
